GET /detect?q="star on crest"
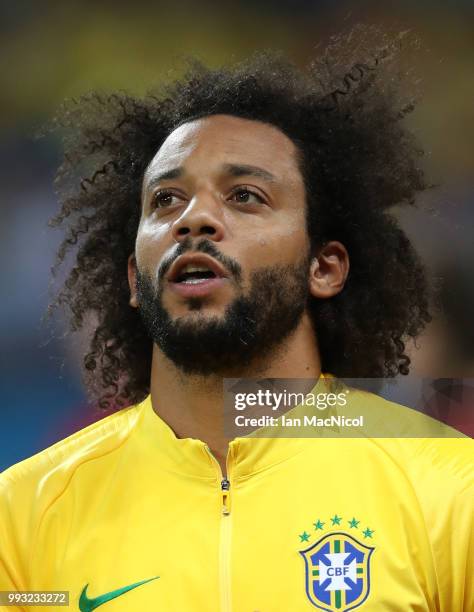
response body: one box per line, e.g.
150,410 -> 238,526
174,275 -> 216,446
299,531 -> 310,542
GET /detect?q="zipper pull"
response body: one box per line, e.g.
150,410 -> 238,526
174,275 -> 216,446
221,478 -> 231,515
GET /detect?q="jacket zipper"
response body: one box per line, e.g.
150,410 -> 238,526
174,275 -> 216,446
206,446 -> 232,612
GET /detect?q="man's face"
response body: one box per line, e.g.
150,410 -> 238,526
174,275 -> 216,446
131,114 -> 312,374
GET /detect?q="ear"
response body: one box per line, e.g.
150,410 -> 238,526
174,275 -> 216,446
309,241 -> 349,299
127,253 -> 139,308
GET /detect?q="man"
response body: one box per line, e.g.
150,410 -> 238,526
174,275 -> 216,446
1,32 -> 472,611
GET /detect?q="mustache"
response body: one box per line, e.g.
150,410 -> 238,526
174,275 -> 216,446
157,238 -> 242,283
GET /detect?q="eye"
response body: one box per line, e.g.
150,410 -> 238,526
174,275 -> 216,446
228,187 -> 265,205
152,190 -> 183,209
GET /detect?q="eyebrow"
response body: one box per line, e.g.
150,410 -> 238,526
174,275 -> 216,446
145,163 -> 277,191
146,167 -> 184,188
222,163 -> 277,183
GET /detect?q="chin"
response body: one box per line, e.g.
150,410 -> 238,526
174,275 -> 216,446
170,298 -> 230,318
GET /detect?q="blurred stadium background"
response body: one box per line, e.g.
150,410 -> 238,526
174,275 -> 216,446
1,0 -> 473,470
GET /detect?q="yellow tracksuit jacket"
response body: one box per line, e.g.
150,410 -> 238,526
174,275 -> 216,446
0,381 -> 473,611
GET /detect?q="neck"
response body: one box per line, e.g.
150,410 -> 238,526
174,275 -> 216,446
149,312 -> 321,475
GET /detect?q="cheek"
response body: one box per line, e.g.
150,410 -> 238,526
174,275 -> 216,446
134,223 -> 173,276
239,224 -> 309,273
258,219 -> 309,261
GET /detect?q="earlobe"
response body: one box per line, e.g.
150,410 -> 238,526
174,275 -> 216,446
127,253 -> 139,308
309,242 -> 349,299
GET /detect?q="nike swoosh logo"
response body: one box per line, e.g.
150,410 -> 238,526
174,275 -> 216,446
79,576 -> 160,611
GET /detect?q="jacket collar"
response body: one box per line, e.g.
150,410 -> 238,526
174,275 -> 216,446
134,374 -> 337,481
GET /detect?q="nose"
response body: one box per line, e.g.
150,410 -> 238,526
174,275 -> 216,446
171,190 -> 225,243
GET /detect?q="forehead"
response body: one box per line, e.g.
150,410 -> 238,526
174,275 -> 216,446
144,114 -> 302,183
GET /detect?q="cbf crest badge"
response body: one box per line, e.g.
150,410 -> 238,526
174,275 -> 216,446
300,531 -> 374,611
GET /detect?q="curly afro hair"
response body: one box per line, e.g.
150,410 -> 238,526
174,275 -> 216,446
47,26 -> 431,410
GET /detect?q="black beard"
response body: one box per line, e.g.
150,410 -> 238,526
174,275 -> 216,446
136,258 -> 310,376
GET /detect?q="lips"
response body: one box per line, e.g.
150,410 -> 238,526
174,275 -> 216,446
168,253 -> 228,285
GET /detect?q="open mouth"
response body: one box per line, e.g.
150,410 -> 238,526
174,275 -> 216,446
168,254 -> 227,285
176,265 -> 218,284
